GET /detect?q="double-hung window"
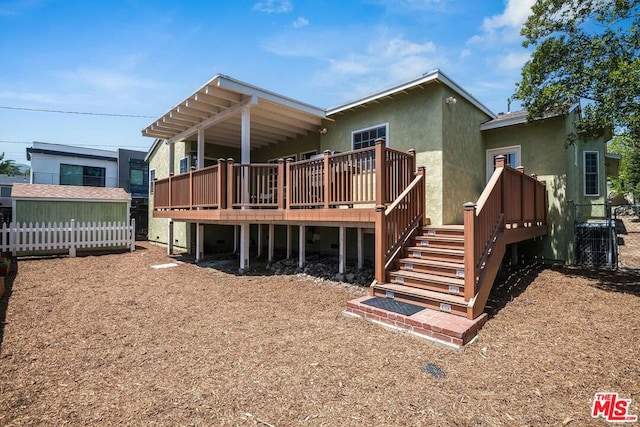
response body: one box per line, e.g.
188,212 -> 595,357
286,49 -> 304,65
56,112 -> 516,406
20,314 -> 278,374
584,151 -> 599,196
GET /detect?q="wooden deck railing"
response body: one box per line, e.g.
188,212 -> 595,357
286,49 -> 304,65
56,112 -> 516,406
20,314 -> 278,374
374,168 -> 425,283
228,163 -> 282,208
463,155 -> 547,314
153,141 -> 417,212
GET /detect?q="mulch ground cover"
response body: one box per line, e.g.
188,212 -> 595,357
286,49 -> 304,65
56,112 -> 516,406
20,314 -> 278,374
0,242 -> 638,426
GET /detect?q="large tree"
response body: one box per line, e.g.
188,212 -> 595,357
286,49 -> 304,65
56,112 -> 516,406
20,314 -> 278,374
0,152 -> 20,175
514,0 -> 640,138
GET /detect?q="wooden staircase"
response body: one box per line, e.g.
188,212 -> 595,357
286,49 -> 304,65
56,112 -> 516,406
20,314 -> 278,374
371,225 -> 471,318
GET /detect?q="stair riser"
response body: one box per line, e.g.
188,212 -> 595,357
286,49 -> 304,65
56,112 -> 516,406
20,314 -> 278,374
371,289 -> 467,317
390,276 -> 464,295
399,263 -> 465,278
416,239 -> 464,251
408,252 -> 464,264
422,229 -> 465,239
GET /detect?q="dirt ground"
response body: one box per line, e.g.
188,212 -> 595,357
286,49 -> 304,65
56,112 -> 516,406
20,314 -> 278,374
1,242 -> 638,426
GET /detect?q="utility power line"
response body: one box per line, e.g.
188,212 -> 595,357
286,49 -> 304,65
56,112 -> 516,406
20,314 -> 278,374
0,105 -> 155,118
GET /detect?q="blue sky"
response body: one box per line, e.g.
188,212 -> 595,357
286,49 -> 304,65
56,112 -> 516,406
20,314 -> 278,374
0,0 -> 535,165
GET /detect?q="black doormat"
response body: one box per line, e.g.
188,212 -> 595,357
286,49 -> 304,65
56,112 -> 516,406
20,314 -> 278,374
361,297 -> 424,317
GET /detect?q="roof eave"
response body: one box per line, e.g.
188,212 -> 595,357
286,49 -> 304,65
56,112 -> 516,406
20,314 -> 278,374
326,69 -> 496,118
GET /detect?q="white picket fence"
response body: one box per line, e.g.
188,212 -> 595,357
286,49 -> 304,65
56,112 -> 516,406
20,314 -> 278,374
0,219 -> 135,257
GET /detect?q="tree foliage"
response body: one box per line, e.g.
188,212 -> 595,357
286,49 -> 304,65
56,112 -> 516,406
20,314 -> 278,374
0,152 -> 20,175
515,0 -> 640,138
609,135 -> 640,200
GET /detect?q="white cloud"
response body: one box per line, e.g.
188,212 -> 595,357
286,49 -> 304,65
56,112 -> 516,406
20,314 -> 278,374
482,0 -> 535,31
469,0 -> 535,46
292,16 -> 308,28
497,51 -> 530,71
62,68 -> 159,92
252,0 -> 292,14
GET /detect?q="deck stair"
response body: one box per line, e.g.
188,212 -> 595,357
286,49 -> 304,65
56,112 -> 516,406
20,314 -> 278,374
371,225 -> 471,318
345,157 -> 549,347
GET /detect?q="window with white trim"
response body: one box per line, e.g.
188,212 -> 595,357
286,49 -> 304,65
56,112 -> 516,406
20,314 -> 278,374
584,151 -> 599,196
149,169 -> 156,195
352,123 -> 388,150
485,145 -> 521,182
179,156 -> 189,174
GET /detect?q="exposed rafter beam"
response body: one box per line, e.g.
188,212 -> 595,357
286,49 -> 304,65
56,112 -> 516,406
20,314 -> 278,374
177,105 -> 209,119
194,92 -> 232,109
205,85 -> 244,103
185,98 -> 221,114
169,95 -> 257,143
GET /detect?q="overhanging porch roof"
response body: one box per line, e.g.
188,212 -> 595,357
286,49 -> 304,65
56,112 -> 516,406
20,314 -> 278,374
142,74 -> 326,148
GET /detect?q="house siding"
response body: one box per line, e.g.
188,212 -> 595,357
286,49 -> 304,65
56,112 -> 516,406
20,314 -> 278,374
481,114 -> 609,264
441,87 -> 491,224
147,141 -> 190,250
323,85 -> 445,224
15,200 -> 128,224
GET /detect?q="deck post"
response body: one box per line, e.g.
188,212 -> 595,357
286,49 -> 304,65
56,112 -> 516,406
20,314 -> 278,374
463,202 -> 476,301
374,205 -> 386,284
257,224 -> 262,258
233,225 -> 239,253
277,159 -> 285,209
167,219 -> 174,255
298,225 -> 306,268
417,166 -> 426,224
339,226 -> 346,274
323,150 -> 331,209
357,227 -> 363,270
218,158 -> 227,209
375,140 -> 387,206
285,158 -> 292,210
189,166 -> 195,209
517,165 -> 525,225
168,141 -> 175,175
196,223 -> 203,262
495,155 -> 506,214
408,148 -> 416,173
227,158 -> 235,209
168,173 -> 173,209
239,223 -> 250,273
268,224 -> 274,263
241,106 -> 251,210
286,225 -> 292,259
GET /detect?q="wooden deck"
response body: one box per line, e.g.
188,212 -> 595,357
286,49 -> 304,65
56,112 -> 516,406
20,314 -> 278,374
154,147 -> 548,322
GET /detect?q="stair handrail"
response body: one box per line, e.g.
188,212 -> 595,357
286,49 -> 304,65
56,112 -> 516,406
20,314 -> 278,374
463,155 -> 548,306
375,167 -> 425,283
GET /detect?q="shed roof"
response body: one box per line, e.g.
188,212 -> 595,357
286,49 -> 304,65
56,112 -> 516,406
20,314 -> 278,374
11,184 -> 131,202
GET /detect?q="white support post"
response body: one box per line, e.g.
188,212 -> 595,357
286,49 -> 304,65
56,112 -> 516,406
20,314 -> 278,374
196,223 -> 204,262
268,223 -> 274,263
239,223 -> 250,272
168,141 -> 175,175
197,128 -> 205,170
339,226 -> 346,274
298,225 -> 305,268
241,105 -> 251,209
234,225 -> 239,253
357,227 -> 363,270
167,219 -> 174,255
257,224 -> 262,258
286,225 -> 292,259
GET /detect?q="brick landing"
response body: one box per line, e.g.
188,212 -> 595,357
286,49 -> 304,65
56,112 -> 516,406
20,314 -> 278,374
343,296 -> 488,349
